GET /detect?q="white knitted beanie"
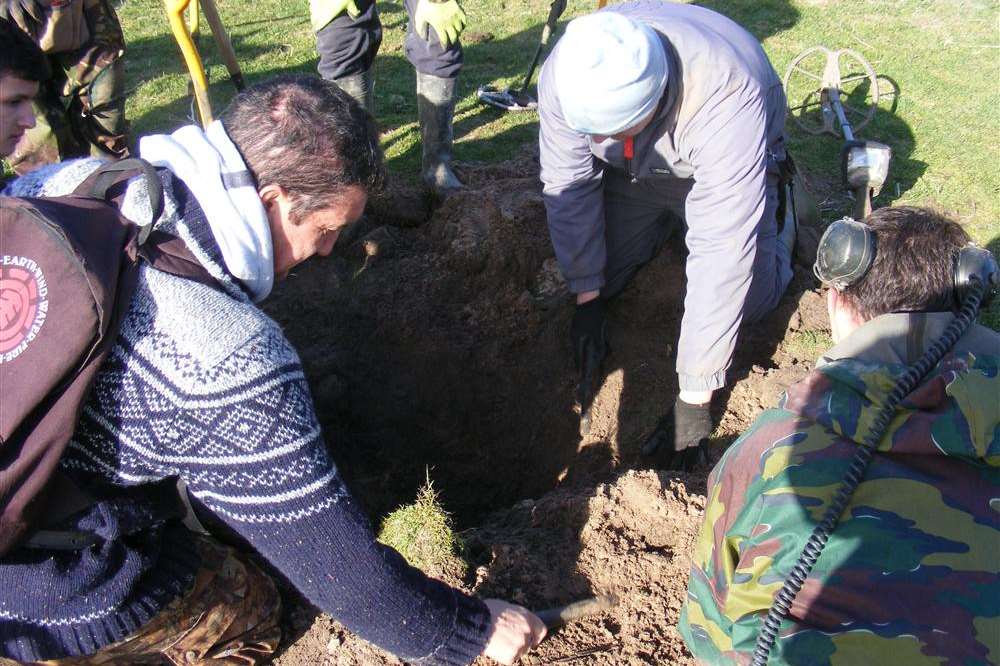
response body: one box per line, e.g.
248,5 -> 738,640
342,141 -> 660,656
552,12 -> 668,135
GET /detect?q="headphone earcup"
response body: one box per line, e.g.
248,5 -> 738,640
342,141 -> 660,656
953,245 -> 999,308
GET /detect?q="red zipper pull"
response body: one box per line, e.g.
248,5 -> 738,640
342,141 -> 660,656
623,136 -> 637,183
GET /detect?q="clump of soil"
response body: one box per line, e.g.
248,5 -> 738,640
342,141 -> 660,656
467,469 -> 707,665
265,150 -> 830,664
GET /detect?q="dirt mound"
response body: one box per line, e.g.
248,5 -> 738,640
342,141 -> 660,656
466,469 -> 705,665
278,470 -> 703,666
265,151 -> 830,664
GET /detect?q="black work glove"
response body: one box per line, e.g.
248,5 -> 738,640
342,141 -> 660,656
640,397 -> 711,471
571,298 -> 608,436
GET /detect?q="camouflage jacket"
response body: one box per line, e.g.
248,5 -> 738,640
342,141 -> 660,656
679,313 -> 1000,665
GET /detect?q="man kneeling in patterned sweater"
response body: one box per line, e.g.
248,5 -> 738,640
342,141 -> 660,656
0,75 -> 544,665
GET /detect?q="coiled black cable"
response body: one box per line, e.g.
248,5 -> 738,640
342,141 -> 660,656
749,280 -> 987,666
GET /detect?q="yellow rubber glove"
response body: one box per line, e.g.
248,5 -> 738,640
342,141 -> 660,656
414,0 -> 467,48
309,0 -> 361,33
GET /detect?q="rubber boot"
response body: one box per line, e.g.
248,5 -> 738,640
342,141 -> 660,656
333,68 -> 374,115
416,72 -> 463,194
777,180 -> 798,260
790,174 -> 821,267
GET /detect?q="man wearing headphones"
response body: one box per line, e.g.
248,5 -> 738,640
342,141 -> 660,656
538,3 -> 797,464
679,206 -> 999,664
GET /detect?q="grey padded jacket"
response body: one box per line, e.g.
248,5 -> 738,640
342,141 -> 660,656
538,1 -> 786,392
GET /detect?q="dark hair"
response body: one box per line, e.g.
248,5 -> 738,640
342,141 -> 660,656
841,206 -> 971,318
220,75 -> 384,218
0,18 -> 49,81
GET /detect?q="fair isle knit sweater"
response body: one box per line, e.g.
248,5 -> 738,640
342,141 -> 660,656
0,160 -> 490,663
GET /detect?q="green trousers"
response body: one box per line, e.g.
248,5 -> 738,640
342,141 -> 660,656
9,0 -> 128,175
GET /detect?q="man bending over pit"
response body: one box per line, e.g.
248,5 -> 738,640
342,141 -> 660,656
679,206 -> 999,663
0,75 -> 544,665
538,3 -> 799,468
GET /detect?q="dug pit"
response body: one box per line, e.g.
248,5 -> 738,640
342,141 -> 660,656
264,151 -> 829,664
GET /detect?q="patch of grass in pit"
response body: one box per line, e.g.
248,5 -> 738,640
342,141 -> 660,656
377,473 -> 465,576
786,329 -> 834,361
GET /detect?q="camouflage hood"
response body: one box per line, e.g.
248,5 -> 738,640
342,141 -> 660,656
781,349 -> 1000,467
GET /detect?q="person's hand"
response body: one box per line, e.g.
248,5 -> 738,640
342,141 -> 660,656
0,0 -> 45,38
309,0 -> 362,33
482,599 -> 547,664
414,0 -> 467,47
640,396 -> 712,471
570,298 -> 608,436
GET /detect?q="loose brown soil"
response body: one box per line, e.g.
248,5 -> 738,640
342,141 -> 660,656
264,150 -> 830,665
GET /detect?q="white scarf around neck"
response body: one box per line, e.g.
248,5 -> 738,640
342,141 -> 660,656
139,121 -> 274,302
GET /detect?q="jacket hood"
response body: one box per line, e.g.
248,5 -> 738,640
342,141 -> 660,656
139,122 -> 274,302
782,347 -> 999,467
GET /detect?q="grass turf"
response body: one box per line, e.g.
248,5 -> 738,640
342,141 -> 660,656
377,476 -> 465,576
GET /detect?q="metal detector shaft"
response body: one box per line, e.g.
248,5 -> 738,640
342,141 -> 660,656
535,594 -> 619,629
519,0 -> 566,92
827,88 -> 855,142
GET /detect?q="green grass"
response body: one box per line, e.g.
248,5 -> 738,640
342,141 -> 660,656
108,0 -> 1000,329
786,329 -> 834,361
377,475 -> 464,575
116,0 -> 998,230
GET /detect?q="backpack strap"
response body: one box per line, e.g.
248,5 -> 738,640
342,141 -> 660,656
75,158 -> 165,234
139,230 -> 218,288
76,159 -> 218,287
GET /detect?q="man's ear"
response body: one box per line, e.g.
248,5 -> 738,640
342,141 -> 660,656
258,183 -> 283,206
259,184 -> 298,226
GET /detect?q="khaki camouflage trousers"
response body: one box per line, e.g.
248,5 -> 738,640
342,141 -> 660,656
9,0 -> 129,175
0,537 -> 282,665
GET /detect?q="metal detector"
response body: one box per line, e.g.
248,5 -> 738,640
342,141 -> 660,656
783,46 -> 892,220
476,0 -> 566,112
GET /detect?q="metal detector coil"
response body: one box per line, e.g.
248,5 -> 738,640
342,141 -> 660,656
477,0 -> 566,112
784,46 -> 892,220
476,86 -> 538,112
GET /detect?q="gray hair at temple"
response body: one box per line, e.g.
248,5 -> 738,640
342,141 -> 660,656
221,75 -> 384,219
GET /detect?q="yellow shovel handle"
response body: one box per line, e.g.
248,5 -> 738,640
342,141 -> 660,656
165,0 -> 213,126
188,0 -> 199,35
